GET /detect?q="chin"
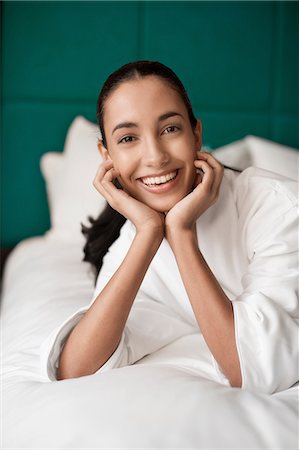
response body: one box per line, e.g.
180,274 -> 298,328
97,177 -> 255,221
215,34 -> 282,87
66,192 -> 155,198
147,195 -> 184,214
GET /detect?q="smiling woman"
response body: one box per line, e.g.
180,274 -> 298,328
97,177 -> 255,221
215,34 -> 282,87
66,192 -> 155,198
40,61 -> 298,396
97,75 -> 202,214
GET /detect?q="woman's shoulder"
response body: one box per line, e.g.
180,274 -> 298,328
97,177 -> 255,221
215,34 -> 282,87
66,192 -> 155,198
222,167 -> 298,251
225,166 -> 298,215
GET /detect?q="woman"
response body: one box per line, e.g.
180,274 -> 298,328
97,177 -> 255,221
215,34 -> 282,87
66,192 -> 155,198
40,61 -> 298,394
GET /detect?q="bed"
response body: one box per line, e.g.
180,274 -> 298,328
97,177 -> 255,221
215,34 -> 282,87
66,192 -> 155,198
1,116 -> 298,449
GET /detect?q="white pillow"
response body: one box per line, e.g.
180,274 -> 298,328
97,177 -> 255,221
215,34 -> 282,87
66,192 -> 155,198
40,152 -> 65,222
212,135 -> 298,180
40,116 -> 107,243
244,135 -> 298,181
209,138 -> 250,170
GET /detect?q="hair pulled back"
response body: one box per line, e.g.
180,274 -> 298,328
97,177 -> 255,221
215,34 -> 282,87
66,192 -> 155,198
96,60 -> 198,149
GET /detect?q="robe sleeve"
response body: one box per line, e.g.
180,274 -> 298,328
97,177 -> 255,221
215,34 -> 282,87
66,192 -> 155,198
213,171 -> 299,394
40,220 -> 195,381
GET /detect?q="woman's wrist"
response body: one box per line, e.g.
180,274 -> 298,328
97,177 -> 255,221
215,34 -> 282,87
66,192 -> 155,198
166,225 -> 198,250
136,224 -> 164,246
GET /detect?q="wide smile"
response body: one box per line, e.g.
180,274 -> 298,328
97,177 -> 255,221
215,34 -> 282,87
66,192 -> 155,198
137,169 -> 181,194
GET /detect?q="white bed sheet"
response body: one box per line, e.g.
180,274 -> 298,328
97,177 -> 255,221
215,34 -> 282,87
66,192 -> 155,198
1,233 -> 298,449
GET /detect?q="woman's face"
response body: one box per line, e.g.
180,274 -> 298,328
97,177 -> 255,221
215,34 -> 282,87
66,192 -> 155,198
98,75 -> 202,213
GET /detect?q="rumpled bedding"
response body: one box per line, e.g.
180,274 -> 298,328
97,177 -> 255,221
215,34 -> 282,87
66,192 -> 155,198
1,232 -> 298,448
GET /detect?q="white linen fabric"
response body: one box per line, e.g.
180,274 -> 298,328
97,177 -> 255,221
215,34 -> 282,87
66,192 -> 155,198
40,166 -> 299,395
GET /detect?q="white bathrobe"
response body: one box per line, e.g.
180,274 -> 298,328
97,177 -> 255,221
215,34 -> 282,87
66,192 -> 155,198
40,167 -> 298,394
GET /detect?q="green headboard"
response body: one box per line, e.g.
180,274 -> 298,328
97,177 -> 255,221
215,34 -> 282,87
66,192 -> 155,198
1,1 -> 298,246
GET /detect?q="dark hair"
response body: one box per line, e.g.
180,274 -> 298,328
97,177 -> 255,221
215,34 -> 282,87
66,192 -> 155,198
81,60 -> 241,284
96,60 -> 198,149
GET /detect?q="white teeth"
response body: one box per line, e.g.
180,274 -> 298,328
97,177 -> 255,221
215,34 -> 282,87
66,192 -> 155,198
141,170 -> 177,186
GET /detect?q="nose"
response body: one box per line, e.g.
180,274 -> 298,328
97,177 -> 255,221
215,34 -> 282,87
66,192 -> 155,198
142,137 -> 170,168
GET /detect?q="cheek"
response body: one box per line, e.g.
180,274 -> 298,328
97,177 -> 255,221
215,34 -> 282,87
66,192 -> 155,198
109,154 -> 124,172
176,138 -> 197,160
113,157 -> 134,183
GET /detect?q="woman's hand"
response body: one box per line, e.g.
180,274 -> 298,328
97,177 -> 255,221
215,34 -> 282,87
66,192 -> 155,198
165,151 -> 224,240
93,160 -> 165,236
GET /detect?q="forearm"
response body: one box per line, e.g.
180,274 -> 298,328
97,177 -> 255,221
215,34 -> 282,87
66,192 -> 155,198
58,228 -> 163,380
168,228 -> 242,387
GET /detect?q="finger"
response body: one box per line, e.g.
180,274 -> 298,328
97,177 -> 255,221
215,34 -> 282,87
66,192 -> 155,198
93,164 -> 118,202
193,160 -> 214,191
197,151 -> 224,174
95,160 -> 118,187
101,167 -> 123,197
196,152 -> 224,194
102,166 -> 120,183
196,151 -> 222,169
93,175 -> 114,203
193,169 -> 204,187
93,160 -> 113,185
213,164 -> 224,197
101,169 -> 133,205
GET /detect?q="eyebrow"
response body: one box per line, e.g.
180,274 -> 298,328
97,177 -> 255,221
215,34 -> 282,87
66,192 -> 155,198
112,111 -> 184,135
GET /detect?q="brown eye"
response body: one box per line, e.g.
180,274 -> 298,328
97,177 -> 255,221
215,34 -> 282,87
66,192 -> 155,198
163,126 -> 180,134
119,135 -> 135,144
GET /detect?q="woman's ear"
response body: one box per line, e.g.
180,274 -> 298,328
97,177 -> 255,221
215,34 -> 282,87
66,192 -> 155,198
97,139 -> 113,162
194,119 -> 202,151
